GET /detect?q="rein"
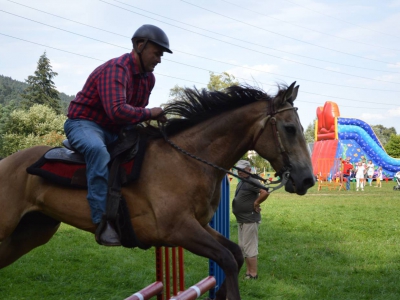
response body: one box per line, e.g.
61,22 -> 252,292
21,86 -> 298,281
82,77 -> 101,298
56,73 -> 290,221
159,104 -> 297,193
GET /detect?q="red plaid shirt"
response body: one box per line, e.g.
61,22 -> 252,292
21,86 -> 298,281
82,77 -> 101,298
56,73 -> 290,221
67,52 -> 154,132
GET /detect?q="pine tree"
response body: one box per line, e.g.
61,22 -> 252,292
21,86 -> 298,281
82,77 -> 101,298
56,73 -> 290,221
21,52 -> 62,114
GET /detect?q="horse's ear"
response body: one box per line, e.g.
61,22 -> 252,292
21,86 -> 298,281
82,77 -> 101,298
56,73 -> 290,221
281,82 -> 298,105
291,85 -> 299,102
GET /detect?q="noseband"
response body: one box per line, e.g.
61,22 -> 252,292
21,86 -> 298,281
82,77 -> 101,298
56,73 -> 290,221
160,102 -> 298,193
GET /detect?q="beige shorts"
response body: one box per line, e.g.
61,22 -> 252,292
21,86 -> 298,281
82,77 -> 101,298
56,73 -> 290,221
238,222 -> 259,258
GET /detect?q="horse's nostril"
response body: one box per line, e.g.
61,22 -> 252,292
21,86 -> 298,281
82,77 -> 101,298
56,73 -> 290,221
304,177 -> 316,188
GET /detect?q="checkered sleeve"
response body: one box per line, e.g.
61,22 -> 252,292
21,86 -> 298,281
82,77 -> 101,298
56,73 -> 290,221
98,63 -> 151,124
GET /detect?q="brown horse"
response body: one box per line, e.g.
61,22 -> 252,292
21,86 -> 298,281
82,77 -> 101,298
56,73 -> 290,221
0,82 -> 314,300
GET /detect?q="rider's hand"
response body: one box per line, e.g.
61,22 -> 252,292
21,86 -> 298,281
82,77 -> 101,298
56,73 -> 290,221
150,107 -> 167,123
156,115 -> 167,123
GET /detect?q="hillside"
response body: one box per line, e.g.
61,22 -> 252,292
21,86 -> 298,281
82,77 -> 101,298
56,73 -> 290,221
0,74 -> 75,110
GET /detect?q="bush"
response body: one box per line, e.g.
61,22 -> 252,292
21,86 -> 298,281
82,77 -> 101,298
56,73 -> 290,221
0,104 -> 66,156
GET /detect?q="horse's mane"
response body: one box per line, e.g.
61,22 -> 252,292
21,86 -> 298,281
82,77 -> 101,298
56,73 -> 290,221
141,84 -> 291,138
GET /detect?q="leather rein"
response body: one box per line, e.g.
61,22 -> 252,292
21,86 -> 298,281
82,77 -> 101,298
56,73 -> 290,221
159,103 -> 298,193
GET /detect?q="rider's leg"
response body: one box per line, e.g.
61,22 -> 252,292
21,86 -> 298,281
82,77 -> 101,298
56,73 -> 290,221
64,119 -> 120,245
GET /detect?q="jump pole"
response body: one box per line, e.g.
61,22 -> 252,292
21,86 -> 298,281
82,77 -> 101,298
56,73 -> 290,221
156,246 -> 217,300
124,281 -> 164,300
169,276 -> 216,300
156,247 -> 185,300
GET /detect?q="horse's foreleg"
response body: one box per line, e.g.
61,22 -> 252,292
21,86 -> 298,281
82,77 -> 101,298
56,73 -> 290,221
172,222 -> 241,300
205,226 -> 244,300
0,212 -> 60,269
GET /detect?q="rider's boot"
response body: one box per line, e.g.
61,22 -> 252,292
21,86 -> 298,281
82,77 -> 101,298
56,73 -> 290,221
95,216 -> 121,246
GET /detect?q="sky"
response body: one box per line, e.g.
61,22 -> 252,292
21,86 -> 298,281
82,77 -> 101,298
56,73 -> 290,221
1,0 -> 400,133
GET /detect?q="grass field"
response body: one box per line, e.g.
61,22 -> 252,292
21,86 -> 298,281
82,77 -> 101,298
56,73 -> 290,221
1,179 -> 400,300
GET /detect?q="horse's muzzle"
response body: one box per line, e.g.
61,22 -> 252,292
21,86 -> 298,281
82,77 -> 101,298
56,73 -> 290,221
285,174 -> 315,195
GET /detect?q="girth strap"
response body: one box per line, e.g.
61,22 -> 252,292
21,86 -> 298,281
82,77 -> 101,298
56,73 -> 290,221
105,155 -> 123,221
105,127 -> 141,221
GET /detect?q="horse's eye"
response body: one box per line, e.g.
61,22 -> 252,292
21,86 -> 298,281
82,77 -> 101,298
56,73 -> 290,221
285,125 -> 296,135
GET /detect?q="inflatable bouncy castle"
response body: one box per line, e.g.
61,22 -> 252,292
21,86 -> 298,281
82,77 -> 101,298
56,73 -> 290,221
311,101 -> 400,179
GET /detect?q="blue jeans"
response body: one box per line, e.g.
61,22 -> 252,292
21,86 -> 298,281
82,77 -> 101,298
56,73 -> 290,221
64,119 -> 118,224
343,175 -> 350,190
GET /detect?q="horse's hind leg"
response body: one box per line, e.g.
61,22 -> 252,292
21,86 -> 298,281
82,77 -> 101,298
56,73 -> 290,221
0,212 -> 60,269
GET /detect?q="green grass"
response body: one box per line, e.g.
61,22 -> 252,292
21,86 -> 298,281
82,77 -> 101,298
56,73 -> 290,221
1,179 -> 400,299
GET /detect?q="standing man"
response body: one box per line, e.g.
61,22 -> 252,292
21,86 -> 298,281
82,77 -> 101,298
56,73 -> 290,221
341,157 -> 353,190
64,24 -> 172,246
232,160 -> 269,279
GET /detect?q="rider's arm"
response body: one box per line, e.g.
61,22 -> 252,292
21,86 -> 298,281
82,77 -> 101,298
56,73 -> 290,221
98,63 -> 152,124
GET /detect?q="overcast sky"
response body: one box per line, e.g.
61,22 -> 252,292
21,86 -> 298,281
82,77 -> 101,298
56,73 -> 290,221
1,0 -> 400,133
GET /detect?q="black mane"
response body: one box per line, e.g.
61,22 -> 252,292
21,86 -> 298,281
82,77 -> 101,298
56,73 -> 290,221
139,84 -> 293,138
163,85 -> 273,136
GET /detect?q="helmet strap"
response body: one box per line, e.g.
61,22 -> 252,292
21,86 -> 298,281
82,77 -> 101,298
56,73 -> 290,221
133,38 -> 149,74
138,53 -> 146,74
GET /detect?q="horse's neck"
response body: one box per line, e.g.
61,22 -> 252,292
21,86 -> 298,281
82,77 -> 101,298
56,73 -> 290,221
173,103 -> 264,170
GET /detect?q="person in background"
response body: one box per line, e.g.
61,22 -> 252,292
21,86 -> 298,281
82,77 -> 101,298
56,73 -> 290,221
341,157 -> 353,190
355,161 -> 366,191
232,160 -> 269,280
64,24 -> 172,246
375,166 -> 383,188
362,158 -> 368,184
366,160 -> 375,186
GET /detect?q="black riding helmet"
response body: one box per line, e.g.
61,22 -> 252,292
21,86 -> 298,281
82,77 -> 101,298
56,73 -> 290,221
132,24 -> 173,54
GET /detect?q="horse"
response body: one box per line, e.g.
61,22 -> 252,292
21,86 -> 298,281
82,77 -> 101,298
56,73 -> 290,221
0,82 -> 314,300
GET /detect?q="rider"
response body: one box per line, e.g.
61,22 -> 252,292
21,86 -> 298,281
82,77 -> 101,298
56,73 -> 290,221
64,24 -> 171,246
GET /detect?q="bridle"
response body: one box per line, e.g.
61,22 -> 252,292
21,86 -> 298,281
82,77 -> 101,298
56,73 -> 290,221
251,98 -> 298,175
159,101 -> 298,193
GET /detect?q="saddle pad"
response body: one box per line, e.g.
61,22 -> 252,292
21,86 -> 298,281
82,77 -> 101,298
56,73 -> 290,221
26,136 -> 147,188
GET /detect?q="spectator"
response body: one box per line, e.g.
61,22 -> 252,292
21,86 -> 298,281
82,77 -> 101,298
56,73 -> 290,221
375,166 -> 383,188
232,160 -> 269,280
341,157 -> 353,190
355,161 -> 366,191
366,160 -> 375,186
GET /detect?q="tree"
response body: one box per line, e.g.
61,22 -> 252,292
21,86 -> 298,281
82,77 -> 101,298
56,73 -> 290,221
168,72 -> 239,103
168,84 -> 186,102
0,75 -> 25,105
0,104 -> 66,156
21,52 -> 62,114
304,120 -> 316,144
247,151 -> 273,173
207,72 -> 239,91
385,134 -> 400,158
371,125 -> 397,146
0,100 -> 18,152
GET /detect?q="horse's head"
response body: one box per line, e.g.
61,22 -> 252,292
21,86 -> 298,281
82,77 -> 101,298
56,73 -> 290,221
161,83 -> 315,194
252,82 -> 315,195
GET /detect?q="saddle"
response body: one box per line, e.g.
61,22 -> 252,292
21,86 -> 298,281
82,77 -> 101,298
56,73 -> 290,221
26,127 -> 150,249
27,128 -> 145,188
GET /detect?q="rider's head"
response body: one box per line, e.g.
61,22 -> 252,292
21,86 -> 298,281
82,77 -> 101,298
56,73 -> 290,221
132,24 -> 172,73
